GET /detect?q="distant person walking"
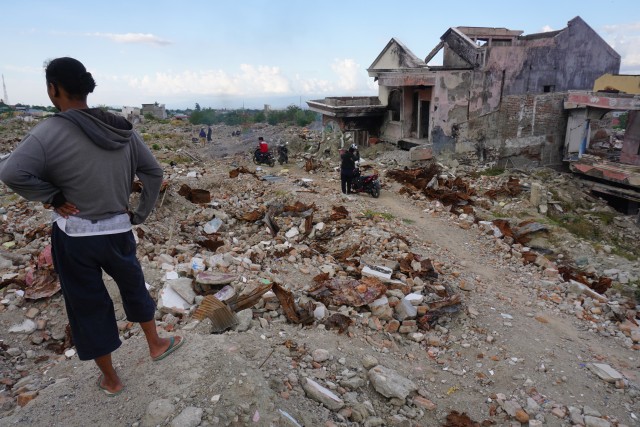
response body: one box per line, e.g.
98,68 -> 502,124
0,57 -> 184,397
199,127 -> 206,147
206,125 -> 212,143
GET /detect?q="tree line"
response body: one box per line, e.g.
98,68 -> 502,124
186,105 -> 318,127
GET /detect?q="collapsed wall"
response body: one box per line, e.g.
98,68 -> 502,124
451,92 -> 567,167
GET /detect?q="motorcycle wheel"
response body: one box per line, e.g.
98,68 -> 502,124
269,158 -> 275,167
371,182 -> 381,198
253,155 -> 260,165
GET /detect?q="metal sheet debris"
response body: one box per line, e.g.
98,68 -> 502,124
272,283 -> 314,324
308,276 -> 386,307
24,246 -> 60,300
178,184 -> 211,204
323,313 -> 353,334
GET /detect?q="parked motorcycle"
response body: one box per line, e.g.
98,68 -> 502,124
253,148 -> 275,167
277,142 -> 289,165
350,165 -> 381,198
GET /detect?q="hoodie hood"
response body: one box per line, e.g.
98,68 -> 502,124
57,109 -> 133,151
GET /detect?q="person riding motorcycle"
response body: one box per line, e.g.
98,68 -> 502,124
340,144 -> 359,194
257,136 -> 269,162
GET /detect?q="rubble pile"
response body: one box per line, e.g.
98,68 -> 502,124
1,118 -> 639,426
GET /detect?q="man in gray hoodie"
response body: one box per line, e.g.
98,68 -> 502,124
0,57 -> 184,396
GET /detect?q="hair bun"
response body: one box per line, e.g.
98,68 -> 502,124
80,71 -> 97,93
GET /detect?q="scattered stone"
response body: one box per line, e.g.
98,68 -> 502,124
340,376 -> 366,390
234,309 -> 253,332
16,391 -> 38,407
170,407 -> 203,427
551,406 -> 567,419
312,349 -> 330,363
568,406 -> 584,425
394,298 -> 417,321
584,415 -> 611,427
25,307 -> 40,319
142,398 -> 175,427
362,355 -> 379,370
413,396 -> 436,411
158,283 -> 191,315
9,319 -> 37,334
587,363 -> 623,383
583,406 -> 601,417
368,365 -> 417,400
168,278 -> 197,304
302,378 -> 344,411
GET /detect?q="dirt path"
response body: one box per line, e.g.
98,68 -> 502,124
343,180 -> 639,423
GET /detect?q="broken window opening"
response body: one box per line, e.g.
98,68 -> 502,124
389,90 -> 402,122
543,85 -> 555,93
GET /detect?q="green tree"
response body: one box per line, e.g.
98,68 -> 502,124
195,103 -> 201,111
617,112 -> 628,129
267,110 -> 285,126
223,111 -> 243,126
189,110 -> 204,124
253,111 -> 266,123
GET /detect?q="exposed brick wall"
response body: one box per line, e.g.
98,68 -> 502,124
459,92 -> 567,166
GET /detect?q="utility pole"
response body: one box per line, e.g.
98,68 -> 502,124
1,75 -> 8,105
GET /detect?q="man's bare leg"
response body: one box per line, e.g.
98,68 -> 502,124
95,353 -> 123,394
139,319 -> 182,360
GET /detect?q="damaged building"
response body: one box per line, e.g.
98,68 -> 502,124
309,16 -> 620,166
563,87 -> 640,214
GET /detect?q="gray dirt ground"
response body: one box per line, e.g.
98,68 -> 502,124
0,121 -> 639,427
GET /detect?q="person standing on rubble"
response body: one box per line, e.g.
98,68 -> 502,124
0,57 -> 185,397
340,144 -> 359,194
206,125 -> 212,143
199,127 -> 206,147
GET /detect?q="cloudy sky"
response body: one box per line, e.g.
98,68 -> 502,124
2,0 -> 639,110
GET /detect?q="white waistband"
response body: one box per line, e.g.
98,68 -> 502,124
53,213 -> 132,237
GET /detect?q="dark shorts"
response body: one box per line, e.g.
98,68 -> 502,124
51,223 -> 156,360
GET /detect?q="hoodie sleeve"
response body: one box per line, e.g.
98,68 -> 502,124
130,133 -> 163,225
0,133 -> 64,205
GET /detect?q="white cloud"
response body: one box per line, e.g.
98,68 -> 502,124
295,76 -> 334,94
601,21 -> 640,73
3,65 -> 42,74
291,58 -> 376,96
602,22 -> 640,32
124,58 -> 378,100
89,32 -> 171,46
331,58 -> 361,91
124,64 -> 291,97
541,25 -> 554,32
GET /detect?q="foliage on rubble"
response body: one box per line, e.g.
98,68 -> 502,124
143,113 -> 169,124
609,239 -> 638,261
477,167 -> 505,177
362,210 -> 394,220
549,213 -> 601,240
167,155 -> 192,164
589,211 -> 616,225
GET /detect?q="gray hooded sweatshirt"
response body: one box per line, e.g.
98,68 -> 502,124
0,109 -> 163,225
